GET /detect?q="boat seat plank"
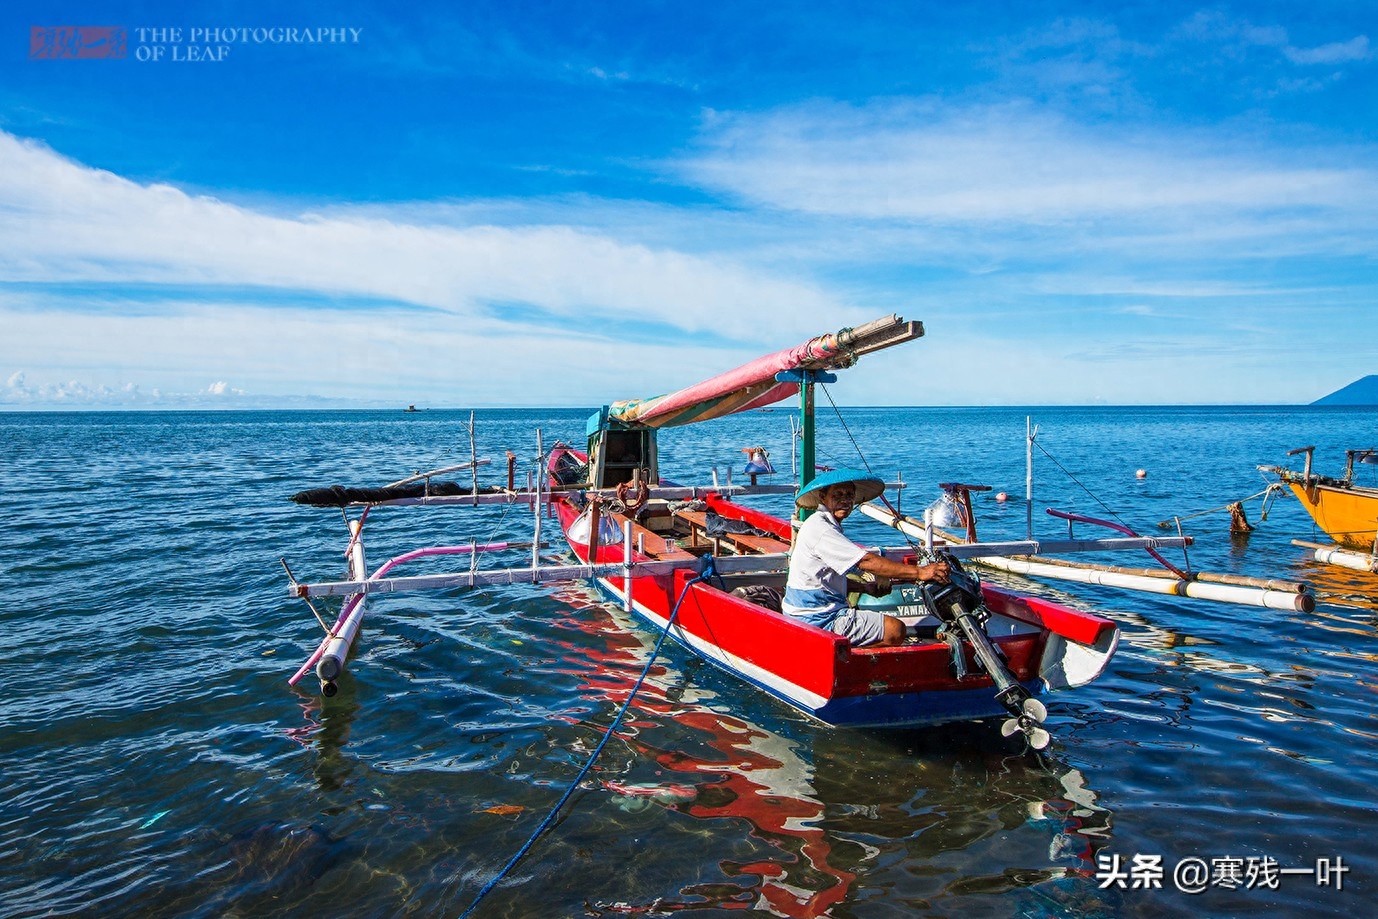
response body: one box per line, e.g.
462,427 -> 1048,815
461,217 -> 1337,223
671,508 -> 792,555
604,511 -> 697,562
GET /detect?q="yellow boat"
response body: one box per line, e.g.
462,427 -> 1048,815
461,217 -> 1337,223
1262,447 -> 1378,551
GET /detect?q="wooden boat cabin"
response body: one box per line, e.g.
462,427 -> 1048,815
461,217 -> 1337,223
585,406 -> 659,489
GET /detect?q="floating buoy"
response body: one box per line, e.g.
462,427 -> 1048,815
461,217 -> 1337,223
1135,469 -> 1147,479
995,491 -> 1008,502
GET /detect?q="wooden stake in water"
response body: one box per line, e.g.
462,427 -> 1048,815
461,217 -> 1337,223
533,429 -> 543,579
1026,416 -> 1036,540
469,410 -> 479,505
623,519 -> 634,613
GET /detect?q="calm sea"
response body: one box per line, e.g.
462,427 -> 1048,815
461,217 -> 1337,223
2,406 -> 1375,918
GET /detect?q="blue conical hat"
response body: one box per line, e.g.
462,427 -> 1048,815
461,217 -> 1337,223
795,468 -> 885,509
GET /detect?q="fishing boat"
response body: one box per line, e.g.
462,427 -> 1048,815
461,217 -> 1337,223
283,314 -> 1207,748
534,315 -> 1148,745
1262,446 -> 1378,572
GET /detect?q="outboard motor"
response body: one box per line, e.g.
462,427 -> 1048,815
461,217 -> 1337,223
921,552 -> 1051,750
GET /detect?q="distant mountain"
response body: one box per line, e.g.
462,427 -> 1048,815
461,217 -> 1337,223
1314,375 -> 1378,406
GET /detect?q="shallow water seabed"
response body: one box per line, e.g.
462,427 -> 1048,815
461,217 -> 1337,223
0,405 -> 1374,917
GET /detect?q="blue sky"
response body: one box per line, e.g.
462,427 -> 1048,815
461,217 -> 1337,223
1,1 -> 1374,408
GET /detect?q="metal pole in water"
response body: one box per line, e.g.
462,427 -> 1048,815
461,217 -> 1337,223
533,429 -> 543,578
801,377 -> 816,497
1026,416 -> 1035,540
623,519 -> 634,612
469,410 -> 479,505
790,416 -> 799,482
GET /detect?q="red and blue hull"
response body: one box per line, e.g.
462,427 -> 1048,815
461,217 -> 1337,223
550,487 -> 1112,730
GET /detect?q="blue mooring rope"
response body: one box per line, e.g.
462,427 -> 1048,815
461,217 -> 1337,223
456,555 -> 717,918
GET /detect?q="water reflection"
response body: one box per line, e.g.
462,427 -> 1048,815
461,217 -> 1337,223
1295,560 -> 1378,613
286,681 -> 362,792
548,592 -> 1115,916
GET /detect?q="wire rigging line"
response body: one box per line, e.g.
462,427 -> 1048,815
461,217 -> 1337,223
455,557 -> 718,919
1031,439 -> 1135,530
819,384 -> 874,473
1155,484 -> 1284,528
819,385 -> 922,553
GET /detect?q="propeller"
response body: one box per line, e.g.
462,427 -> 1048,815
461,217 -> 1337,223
922,552 -> 1057,752
1000,697 -> 1051,750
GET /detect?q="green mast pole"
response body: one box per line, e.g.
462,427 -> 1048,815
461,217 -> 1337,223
779,368 -> 835,522
799,376 -> 816,520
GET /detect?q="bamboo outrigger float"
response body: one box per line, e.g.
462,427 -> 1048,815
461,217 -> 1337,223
856,504 -> 1316,612
282,314 -> 1319,746
1261,446 -> 1378,574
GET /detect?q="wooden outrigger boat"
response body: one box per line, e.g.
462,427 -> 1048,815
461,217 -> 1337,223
280,314 -> 1249,749
1262,446 -> 1378,573
278,315 -> 1334,911
541,316 -> 1138,744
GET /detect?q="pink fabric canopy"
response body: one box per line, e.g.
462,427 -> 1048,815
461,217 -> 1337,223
607,330 -> 853,428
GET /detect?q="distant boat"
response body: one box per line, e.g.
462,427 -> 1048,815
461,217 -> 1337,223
1261,447 -> 1378,572
1262,447 -> 1378,549
404,404 -> 420,413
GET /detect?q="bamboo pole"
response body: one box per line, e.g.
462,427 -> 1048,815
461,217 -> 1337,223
533,429 -> 543,579
857,502 -> 1315,612
1007,552 -> 1308,593
292,552 -> 790,599
1293,539 -> 1377,573
385,459 -> 491,488
312,516 -> 369,686
303,481 -> 802,510
468,410 -> 479,505
974,554 -> 1314,612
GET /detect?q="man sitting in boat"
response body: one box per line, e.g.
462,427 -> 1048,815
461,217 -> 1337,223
783,469 -> 950,647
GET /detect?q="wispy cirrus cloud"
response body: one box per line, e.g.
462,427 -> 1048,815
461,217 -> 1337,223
4,71 -> 1375,409
675,99 -> 1378,232
0,129 -> 872,406
0,131 -> 849,344
1174,10 -> 1371,68
1283,35 -> 1370,66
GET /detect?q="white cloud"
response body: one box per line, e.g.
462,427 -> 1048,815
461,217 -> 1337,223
1283,35 -> 1370,65
0,131 -> 849,344
0,301 -> 819,407
677,100 -> 1378,224
2,82 -> 1374,409
1175,11 -> 1370,68
1,368 -> 156,406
